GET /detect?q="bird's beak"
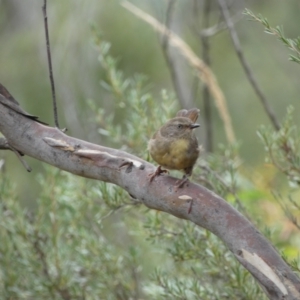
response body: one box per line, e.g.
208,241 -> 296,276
190,123 -> 200,129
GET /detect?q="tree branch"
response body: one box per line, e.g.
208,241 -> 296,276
0,137 -> 32,171
200,0 -> 213,152
0,87 -> 299,299
217,0 -> 281,131
160,0 -> 192,108
42,0 -> 60,128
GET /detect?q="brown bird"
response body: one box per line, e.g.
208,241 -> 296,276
148,108 -> 200,188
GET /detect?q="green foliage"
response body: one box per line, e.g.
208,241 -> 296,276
244,9 -> 300,64
88,26 -> 177,157
196,143 -> 241,198
257,106 -> 300,186
0,168 -> 144,299
257,107 -> 300,267
0,166 -> 266,299
143,213 -> 265,299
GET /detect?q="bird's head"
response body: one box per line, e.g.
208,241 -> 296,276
160,117 -> 200,139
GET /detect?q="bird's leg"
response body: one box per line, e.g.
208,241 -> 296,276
175,174 -> 190,190
149,165 -> 168,182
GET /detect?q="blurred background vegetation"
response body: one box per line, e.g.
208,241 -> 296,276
0,0 -> 300,298
1,0 -> 300,198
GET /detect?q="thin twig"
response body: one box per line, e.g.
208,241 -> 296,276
245,9 -> 300,62
33,231 -> 71,300
288,196 -> 300,211
8,145 -> 32,172
217,0 -> 280,131
122,0 -> 236,144
33,233 -> 56,299
201,0 -> 213,152
200,12 -> 243,38
42,0 -> 60,128
0,137 -> 32,171
277,199 -> 300,231
98,202 -> 141,223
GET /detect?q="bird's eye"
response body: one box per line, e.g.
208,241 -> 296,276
177,124 -> 183,129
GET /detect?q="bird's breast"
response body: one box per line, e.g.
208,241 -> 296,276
169,138 -> 189,157
149,137 -> 199,171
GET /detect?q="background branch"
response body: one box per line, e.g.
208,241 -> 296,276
42,0 -> 60,128
201,0 -> 213,152
160,0 -> 192,108
217,0 -> 281,131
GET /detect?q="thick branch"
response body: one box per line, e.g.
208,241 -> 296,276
0,94 -> 299,299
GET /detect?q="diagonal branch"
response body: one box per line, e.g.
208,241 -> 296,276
217,0 -> 280,131
0,87 -> 299,299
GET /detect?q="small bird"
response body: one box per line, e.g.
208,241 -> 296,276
148,108 -> 200,188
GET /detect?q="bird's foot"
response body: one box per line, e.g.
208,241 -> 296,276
174,175 -> 189,191
149,166 -> 168,182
